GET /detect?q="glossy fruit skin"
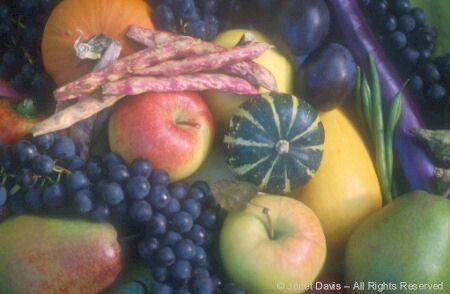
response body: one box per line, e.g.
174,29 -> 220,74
220,195 -> 326,293
296,43 -> 356,111
42,0 -> 154,86
0,215 -> 122,293
224,92 -> 324,194
0,100 -> 42,144
109,91 -> 215,182
203,29 -> 294,136
291,109 -> 382,275
345,192 -> 450,292
278,0 -> 330,55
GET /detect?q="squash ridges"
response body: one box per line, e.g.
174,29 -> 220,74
290,116 -> 321,143
231,155 -> 273,176
287,95 -> 299,137
261,93 -> 282,139
224,136 -> 274,148
259,155 -> 280,190
224,92 -> 324,194
284,164 -> 291,194
234,108 -> 269,135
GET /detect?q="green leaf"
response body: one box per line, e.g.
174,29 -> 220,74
410,0 -> 450,56
211,180 -> 259,212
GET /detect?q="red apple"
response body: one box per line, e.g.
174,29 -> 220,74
109,92 -> 215,181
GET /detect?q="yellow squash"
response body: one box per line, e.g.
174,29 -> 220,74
203,29 -> 294,136
291,109 -> 382,275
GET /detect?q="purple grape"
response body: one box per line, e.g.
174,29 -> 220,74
129,200 -> 153,223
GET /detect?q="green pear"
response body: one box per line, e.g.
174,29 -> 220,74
0,215 -> 122,294
345,191 -> 450,293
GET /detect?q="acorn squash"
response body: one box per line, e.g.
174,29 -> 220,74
224,92 -> 324,194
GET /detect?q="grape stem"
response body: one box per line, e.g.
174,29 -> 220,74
53,165 -> 72,174
118,233 -> 143,243
9,184 -> 20,195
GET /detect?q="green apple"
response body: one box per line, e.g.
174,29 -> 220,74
345,191 -> 450,293
0,215 -> 122,293
220,195 -> 326,293
203,29 -> 294,136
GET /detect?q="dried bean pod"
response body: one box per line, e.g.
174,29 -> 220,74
32,94 -> 124,136
133,42 -> 270,76
126,26 -> 192,47
102,73 -> 260,96
70,41 -> 124,158
54,38 -> 198,101
127,26 -> 277,90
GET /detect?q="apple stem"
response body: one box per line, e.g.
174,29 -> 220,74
249,201 -> 275,240
263,207 -> 275,240
176,121 -> 202,129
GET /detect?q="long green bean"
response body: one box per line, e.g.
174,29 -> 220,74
368,54 -> 391,203
355,67 -> 369,136
355,67 -> 363,122
361,75 -> 374,134
385,88 -> 403,192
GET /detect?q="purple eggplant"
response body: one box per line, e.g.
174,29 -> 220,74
326,0 -> 435,191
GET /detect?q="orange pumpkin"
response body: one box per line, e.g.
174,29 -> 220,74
42,0 -> 154,86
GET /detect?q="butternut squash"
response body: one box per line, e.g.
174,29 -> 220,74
290,109 -> 382,274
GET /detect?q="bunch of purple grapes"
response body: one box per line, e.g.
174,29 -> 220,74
360,0 -> 449,127
0,0 -> 60,111
0,134 -> 245,293
151,0 -> 221,40
217,0 -> 280,31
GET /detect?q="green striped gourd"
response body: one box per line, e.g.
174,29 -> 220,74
224,92 -> 324,194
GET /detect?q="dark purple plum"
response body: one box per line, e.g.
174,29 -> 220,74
296,43 -> 356,111
278,0 -> 330,55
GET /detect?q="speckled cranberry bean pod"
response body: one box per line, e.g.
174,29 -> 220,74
32,94 -> 125,136
133,42 -> 270,76
127,26 -> 277,90
102,73 -> 260,96
54,38 -> 198,101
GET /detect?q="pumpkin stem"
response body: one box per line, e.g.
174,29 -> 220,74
73,30 -> 115,60
275,140 -> 290,154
